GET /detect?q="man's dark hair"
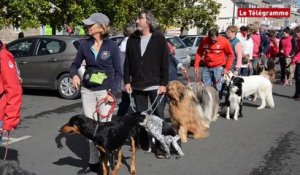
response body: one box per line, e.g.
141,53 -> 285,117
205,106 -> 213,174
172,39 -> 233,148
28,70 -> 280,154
240,26 -> 248,32
138,10 -> 157,32
18,32 -> 24,39
208,28 -> 219,37
283,27 -> 292,35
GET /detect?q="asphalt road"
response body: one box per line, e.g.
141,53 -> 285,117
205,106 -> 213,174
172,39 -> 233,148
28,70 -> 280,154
1,70 -> 300,175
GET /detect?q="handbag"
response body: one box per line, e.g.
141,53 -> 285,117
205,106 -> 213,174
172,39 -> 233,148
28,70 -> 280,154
82,69 -> 107,87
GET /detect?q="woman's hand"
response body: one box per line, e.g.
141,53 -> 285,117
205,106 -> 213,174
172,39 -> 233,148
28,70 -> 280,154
105,94 -> 115,103
72,75 -> 81,90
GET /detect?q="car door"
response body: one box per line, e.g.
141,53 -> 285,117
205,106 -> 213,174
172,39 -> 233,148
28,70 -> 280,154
22,38 -> 66,88
7,38 -> 37,87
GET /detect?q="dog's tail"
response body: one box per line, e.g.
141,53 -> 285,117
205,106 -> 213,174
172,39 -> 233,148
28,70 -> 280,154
266,86 -> 275,108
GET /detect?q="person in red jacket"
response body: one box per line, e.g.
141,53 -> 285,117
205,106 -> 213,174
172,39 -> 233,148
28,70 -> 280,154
194,28 -> 234,98
0,40 -> 22,137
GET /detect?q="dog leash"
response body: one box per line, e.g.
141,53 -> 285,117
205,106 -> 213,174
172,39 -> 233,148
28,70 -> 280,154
129,92 -> 164,115
93,91 -> 116,122
1,130 -> 10,160
182,71 -> 191,84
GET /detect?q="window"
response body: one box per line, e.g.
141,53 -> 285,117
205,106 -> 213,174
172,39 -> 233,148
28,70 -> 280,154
166,37 -> 186,49
195,37 -> 204,47
182,37 -> 196,47
36,39 -> 66,55
8,40 -> 34,57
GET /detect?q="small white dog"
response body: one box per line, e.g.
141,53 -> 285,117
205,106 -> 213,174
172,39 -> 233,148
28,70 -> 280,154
225,77 -> 244,120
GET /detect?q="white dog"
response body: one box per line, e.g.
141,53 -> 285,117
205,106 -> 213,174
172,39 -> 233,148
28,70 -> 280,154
224,72 -> 275,110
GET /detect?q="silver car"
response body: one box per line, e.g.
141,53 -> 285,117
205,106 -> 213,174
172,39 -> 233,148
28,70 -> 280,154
165,35 -> 191,67
7,35 -> 84,100
181,35 -> 205,66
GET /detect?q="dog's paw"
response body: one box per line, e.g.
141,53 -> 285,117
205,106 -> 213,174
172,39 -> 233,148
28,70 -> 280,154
130,169 -> 136,175
233,117 -> 238,121
257,106 -> 265,110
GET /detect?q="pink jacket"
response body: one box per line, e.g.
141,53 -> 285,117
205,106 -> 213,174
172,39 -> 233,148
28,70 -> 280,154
251,33 -> 261,58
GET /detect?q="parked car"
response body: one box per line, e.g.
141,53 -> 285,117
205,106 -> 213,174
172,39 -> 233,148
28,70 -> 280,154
7,35 -> 85,100
110,35 -> 124,45
181,35 -> 205,66
165,35 -> 191,67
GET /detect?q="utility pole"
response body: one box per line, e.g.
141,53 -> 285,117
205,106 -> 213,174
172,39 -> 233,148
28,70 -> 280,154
232,1 -> 236,25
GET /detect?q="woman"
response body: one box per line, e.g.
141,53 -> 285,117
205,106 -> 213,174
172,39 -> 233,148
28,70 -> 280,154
279,27 -> 296,84
226,25 -> 242,75
292,26 -> 300,101
69,13 -> 122,174
237,25 -> 254,76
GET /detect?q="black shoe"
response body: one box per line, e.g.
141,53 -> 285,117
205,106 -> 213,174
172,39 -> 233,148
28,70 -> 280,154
77,163 -> 100,175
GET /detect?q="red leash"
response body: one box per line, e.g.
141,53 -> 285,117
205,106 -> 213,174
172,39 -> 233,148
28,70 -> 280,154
93,92 -> 116,121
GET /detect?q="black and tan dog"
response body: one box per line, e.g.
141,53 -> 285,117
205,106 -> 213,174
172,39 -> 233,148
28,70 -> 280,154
61,113 -> 143,175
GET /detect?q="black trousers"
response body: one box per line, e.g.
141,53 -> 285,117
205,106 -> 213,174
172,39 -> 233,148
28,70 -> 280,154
132,89 -> 165,119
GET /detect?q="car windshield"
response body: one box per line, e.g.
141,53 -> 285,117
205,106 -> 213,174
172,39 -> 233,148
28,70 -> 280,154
182,37 -> 196,47
166,37 -> 186,49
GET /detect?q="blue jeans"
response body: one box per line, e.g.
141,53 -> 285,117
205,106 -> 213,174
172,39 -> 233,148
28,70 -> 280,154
202,66 -> 224,98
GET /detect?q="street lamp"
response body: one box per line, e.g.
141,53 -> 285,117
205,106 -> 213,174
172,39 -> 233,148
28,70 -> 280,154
232,1 -> 236,25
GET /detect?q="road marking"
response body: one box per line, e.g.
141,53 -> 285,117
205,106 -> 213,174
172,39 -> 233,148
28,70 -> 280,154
0,135 -> 32,145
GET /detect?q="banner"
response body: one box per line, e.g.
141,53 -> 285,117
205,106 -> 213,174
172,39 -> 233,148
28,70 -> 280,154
237,8 -> 290,18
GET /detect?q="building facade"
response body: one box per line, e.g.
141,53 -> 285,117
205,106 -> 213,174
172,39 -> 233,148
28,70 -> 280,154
216,0 -> 300,32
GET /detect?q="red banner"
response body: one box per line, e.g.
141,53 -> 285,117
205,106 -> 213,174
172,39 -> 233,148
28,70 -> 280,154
237,8 -> 290,18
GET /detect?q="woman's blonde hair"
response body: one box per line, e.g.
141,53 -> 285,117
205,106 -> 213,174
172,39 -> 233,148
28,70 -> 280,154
226,25 -> 238,34
95,23 -> 110,37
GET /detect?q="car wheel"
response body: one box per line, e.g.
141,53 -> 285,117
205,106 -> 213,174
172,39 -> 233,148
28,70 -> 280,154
57,73 -> 80,100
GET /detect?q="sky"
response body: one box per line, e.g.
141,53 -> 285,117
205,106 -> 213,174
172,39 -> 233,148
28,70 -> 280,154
298,0 -> 300,7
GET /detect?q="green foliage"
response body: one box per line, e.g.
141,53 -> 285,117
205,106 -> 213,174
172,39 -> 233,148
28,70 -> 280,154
0,0 -> 221,35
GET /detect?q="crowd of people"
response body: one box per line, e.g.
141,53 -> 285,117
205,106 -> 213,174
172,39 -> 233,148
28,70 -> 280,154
194,23 -> 300,102
1,9 -> 299,175
67,10 -> 300,174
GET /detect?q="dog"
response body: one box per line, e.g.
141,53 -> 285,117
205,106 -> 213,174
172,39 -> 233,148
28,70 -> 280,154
224,72 -> 275,110
260,60 -> 276,83
166,80 -> 208,143
225,76 -> 244,120
0,160 -> 36,175
61,113 -> 143,175
139,113 -> 184,159
284,57 -> 295,86
235,76 -> 275,110
186,82 -> 219,126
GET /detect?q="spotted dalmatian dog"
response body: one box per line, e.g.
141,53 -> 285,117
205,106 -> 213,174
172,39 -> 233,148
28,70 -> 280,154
139,113 -> 184,159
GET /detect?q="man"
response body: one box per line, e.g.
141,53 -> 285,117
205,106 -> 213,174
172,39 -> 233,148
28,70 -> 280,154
0,40 -> 22,141
194,28 -> 234,98
123,10 -> 169,158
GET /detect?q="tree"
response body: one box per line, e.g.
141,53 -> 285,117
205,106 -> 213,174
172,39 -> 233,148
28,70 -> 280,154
176,0 -> 221,34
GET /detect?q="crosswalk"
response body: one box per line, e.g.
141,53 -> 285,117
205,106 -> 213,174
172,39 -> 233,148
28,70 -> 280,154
0,135 -> 32,145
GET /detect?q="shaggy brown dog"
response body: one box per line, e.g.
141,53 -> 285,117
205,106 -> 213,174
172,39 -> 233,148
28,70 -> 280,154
166,80 -> 208,143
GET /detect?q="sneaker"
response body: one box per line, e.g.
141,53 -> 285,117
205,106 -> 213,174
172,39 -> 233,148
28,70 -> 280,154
77,163 -> 100,175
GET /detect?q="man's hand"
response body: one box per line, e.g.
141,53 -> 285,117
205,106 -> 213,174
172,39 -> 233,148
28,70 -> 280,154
124,83 -> 132,94
72,75 -> 81,90
194,68 -> 200,74
158,86 -> 166,95
180,66 -> 187,73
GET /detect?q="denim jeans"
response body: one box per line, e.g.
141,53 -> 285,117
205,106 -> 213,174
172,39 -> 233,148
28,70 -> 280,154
251,58 -> 259,75
202,66 -> 224,98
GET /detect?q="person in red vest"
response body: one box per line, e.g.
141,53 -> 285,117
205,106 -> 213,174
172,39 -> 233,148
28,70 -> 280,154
194,28 -> 234,98
0,40 -> 22,137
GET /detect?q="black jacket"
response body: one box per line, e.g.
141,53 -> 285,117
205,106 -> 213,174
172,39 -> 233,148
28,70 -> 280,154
123,31 -> 169,89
